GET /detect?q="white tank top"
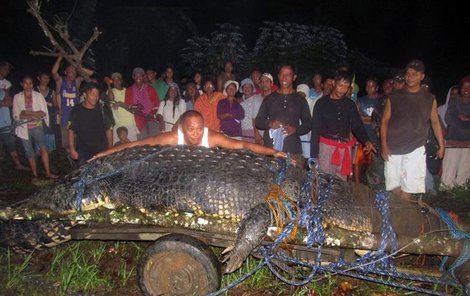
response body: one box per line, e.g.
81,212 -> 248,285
177,127 -> 210,148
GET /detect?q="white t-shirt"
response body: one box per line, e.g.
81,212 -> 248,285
157,99 -> 186,132
0,78 -> 12,90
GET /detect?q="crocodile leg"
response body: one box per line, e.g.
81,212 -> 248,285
222,203 -> 271,273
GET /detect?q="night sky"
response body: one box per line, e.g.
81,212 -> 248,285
2,0 -> 469,101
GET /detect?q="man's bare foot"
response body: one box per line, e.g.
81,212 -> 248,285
15,165 -> 31,171
45,173 -> 59,179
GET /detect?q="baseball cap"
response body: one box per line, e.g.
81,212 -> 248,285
406,60 -> 425,73
261,73 -> 273,83
132,67 -> 145,76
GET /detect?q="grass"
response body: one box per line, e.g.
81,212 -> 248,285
4,248 -> 34,289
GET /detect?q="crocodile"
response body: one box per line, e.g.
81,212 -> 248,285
0,145 -> 384,272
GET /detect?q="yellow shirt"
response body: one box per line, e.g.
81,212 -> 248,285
110,88 -> 135,126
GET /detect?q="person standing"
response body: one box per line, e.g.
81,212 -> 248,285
217,61 -> 236,92
0,61 -> 13,95
35,72 -> 57,152
217,80 -> 244,139
0,88 -> 29,171
52,57 -> 93,150
125,67 -> 160,140
381,60 -> 444,200
239,78 -> 257,142
441,76 -> 470,188
13,76 -> 57,180
194,80 -> 224,131
310,71 -> 375,180
255,64 -> 311,163
68,83 -> 113,166
157,83 -> 186,132
105,72 -> 138,144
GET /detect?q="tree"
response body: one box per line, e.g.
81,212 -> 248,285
26,0 -> 100,80
181,23 -> 248,81
252,22 -> 349,76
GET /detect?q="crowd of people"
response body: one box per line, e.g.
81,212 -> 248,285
0,58 -> 469,197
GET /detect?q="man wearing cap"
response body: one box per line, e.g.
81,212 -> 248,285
249,73 -> 275,144
255,64 -> 311,163
125,67 -> 160,140
381,59 -> 444,201
105,72 -> 138,144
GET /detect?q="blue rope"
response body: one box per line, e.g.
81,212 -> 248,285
435,207 -> 470,279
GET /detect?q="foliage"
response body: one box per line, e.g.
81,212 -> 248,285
252,22 -> 348,76
181,23 -> 248,81
181,21 -> 387,82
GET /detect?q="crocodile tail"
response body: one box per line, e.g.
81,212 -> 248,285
0,220 -> 75,253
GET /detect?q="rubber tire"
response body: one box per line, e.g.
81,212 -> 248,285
138,233 -> 222,296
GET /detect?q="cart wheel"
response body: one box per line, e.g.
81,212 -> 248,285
138,233 -> 222,296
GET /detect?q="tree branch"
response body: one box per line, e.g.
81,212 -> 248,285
29,51 -> 62,58
79,27 -> 102,60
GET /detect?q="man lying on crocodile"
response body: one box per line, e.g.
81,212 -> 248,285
91,110 -> 288,161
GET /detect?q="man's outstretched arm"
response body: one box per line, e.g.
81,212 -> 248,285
210,130 -> 286,158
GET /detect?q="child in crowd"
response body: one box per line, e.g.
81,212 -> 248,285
114,126 -> 131,147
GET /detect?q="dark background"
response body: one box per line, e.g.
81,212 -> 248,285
1,0 -> 469,102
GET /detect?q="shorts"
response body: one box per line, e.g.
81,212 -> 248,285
384,146 -> 426,193
0,130 -> 16,152
21,127 -> 47,159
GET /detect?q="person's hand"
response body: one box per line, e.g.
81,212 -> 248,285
254,132 -> 263,145
381,144 -> 390,161
273,151 -> 287,158
104,76 -> 112,87
220,113 -> 233,119
269,120 -> 282,129
69,149 -> 79,160
437,146 -> 445,159
111,101 -> 119,110
283,124 -> 296,136
363,141 -> 377,155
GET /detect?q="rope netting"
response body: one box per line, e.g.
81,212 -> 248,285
209,158 -> 467,296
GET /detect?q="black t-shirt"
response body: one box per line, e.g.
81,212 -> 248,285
255,91 -> 311,154
310,95 -> 370,158
387,89 -> 434,154
68,103 -> 113,156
